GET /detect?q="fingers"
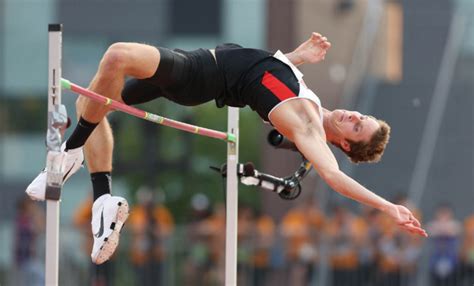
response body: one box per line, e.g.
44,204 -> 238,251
416,227 -> 428,237
411,216 -> 421,227
319,39 -> 331,54
318,42 -> 331,58
311,32 -> 322,41
321,41 -> 331,49
311,33 -> 330,46
301,32 -> 331,63
404,211 -> 421,227
404,225 -> 427,237
399,221 -> 428,237
315,37 -> 327,46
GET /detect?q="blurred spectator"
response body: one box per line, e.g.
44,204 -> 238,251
207,203 -> 227,284
183,194 -> 213,286
237,206 -> 255,285
355,207 -> 379,286
427,204 -> 462,286
376,214 -> 402,286
325,205 -> 360,286
251,209 -> 275,286
398,233 -> 423,286
461,214 -> 474,284
13,195 -> 45,286
190,202 -> 226,285
375,196 -> 424,286
397,197 -> 423,286
281,200 -> 324,286
376,221 -> 423,286
74,196 -> 114,286
128,188 -> 174,286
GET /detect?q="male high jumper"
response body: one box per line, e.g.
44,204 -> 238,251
27,33 -> 427,264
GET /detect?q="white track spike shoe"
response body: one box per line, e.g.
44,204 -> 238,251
91,194 -> 129,265
25,143 -> 84,201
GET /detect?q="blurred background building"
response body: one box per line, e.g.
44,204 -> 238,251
1,0 -> 473,285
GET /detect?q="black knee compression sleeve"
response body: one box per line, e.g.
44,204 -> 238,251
122,78 -> 164,105
121,47 -> 179,106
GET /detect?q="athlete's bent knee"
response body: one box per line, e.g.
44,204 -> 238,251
100,43 -> 131,73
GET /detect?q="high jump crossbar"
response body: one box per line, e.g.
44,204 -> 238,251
61,78 -> 236,143
47,24 -> 239,286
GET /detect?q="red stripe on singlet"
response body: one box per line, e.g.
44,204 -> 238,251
261,71 -> 297,101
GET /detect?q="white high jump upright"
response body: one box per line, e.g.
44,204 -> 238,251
45,23 -> 67,286
46,23 -> 239,286
225,107 -> 239,286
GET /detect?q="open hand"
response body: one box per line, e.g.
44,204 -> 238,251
292,32 -> 331,64
387,204 -> 428,237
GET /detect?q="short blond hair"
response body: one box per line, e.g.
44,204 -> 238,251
338,119 -> 391,163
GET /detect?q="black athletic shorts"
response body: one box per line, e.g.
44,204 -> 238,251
122,47 -> 223,106
122,44 -> 301,122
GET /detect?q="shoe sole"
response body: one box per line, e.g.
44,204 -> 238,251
93,199 -> 129,264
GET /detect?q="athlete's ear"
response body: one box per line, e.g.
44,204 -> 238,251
340,140 -> 351,152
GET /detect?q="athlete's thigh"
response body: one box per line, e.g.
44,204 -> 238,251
148,48 -> 218,106
106,42 -> 161,79
121,47 -> 190,105
121,78 -> 166,105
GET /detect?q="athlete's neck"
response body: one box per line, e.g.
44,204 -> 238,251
322,109 -> 336,144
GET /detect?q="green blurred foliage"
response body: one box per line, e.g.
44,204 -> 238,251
1,96 -> 47,132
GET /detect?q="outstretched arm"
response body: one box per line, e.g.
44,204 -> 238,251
285,32 -> 332,66
269,103 -> 427,237
296,129 -> 427,237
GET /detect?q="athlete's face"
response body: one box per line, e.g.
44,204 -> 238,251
329,109 -> 380,146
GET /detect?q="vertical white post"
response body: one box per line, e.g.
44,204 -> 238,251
45,23 -> 63,286
225,107 -> 239,286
